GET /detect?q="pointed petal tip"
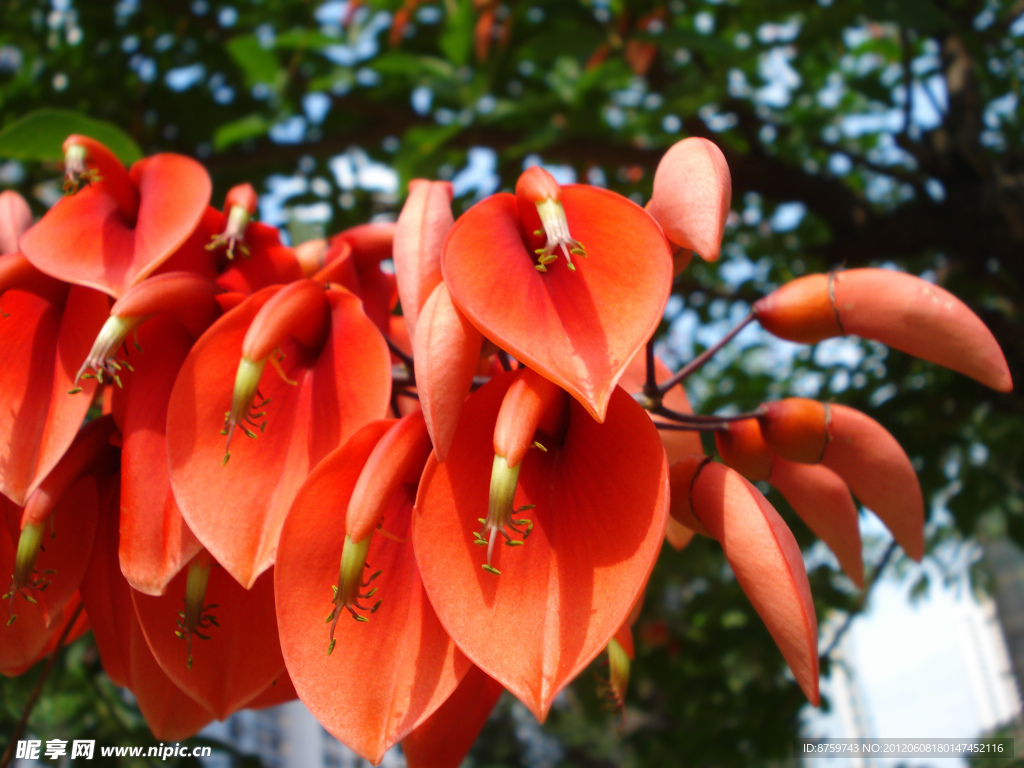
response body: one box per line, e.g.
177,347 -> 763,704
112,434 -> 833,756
648,137 -> 731,262
690,462 -> 819,703
822,404 -> 924,563
834,269 -> 1013,393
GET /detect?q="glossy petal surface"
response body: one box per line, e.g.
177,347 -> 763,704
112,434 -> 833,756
21,154 -> 211,297
276,452 -> 466,763
647,137 -> 732,261
414,374 -> 669,719
132,562 -> 285,720
0,285 -> 108,505
833,269 -> 1012,392
769,459 -> 864,587
167,287 -> 390,587
442,188 -> 672,421
394,180 -> 453,345
822,404 -> 924,561
691,462 -> 819,704
117,317 -> 202,595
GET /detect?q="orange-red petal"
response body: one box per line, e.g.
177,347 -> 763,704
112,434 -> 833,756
167,286 -> 390,588
822,404 -> 924,561
442,187 -> 672,422
414,374 -> 669,719
690,462 -> 819,704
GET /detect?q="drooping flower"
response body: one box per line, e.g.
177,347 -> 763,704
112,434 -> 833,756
79,483 -> 216,738
19,135 -> 211,298
276,414 -> 468,763
131,549 -> 286,721
167,279 -> 392,588
754,268 -> 1012,392
441,166 -> 673,422
2,416 -> 119,628
716,418 -> 864,587
0,253 -> 110,505
668,454 -> 819,704
414,369 -> 669,719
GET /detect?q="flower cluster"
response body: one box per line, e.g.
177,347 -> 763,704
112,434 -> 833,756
0,132 -> 1011,765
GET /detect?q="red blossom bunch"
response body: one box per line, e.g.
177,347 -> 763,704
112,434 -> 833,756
0,132 -> 1011,765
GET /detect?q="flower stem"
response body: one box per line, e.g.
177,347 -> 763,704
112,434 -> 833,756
643,337 -> 658,400
657,311 -> 755,396
385,335 -> 414,376
653,404 -> 766,424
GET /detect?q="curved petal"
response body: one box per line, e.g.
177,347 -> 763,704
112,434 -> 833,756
117,316 -> 202,595
401,665 -> 504,768
822,404 -> 924,561
647,137 -> 732,262
442,188 -> 672,422
132,560 -> 285,721
414,374 -> 669,719
690,462 -> 819,704
21,154 -> 210,297
0,284 -> 108,505
79,476 -> 132,687
3,476 -> 99,628
167,287 -> 391,588
0,191 -> 32,255
394,180 -> 453,346
768,459 -> 864,588
0,503 -> 62,675
833,269 -> 1012,392
276,453 -> 466,763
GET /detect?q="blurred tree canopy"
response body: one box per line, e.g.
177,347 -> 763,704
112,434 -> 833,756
1,0 -> 1022,765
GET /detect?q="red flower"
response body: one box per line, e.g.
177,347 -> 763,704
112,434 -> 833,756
276,414 -> 467,763
20,135 -> 211,298
167,279 -> 391,588
414,369 -> 669,718
441,166 -> 672,421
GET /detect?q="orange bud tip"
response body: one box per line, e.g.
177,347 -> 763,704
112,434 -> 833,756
754,274 -> 842,344
758,399 -> 829,464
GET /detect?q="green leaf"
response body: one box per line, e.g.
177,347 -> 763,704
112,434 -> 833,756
213,113 -> 273,151
440,0 -> 475,67
0,109 -> 142,165
394,122 -> 463,186
226,35 -> 281,88
274,30 -> 340,50
372,51 -> 457,81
